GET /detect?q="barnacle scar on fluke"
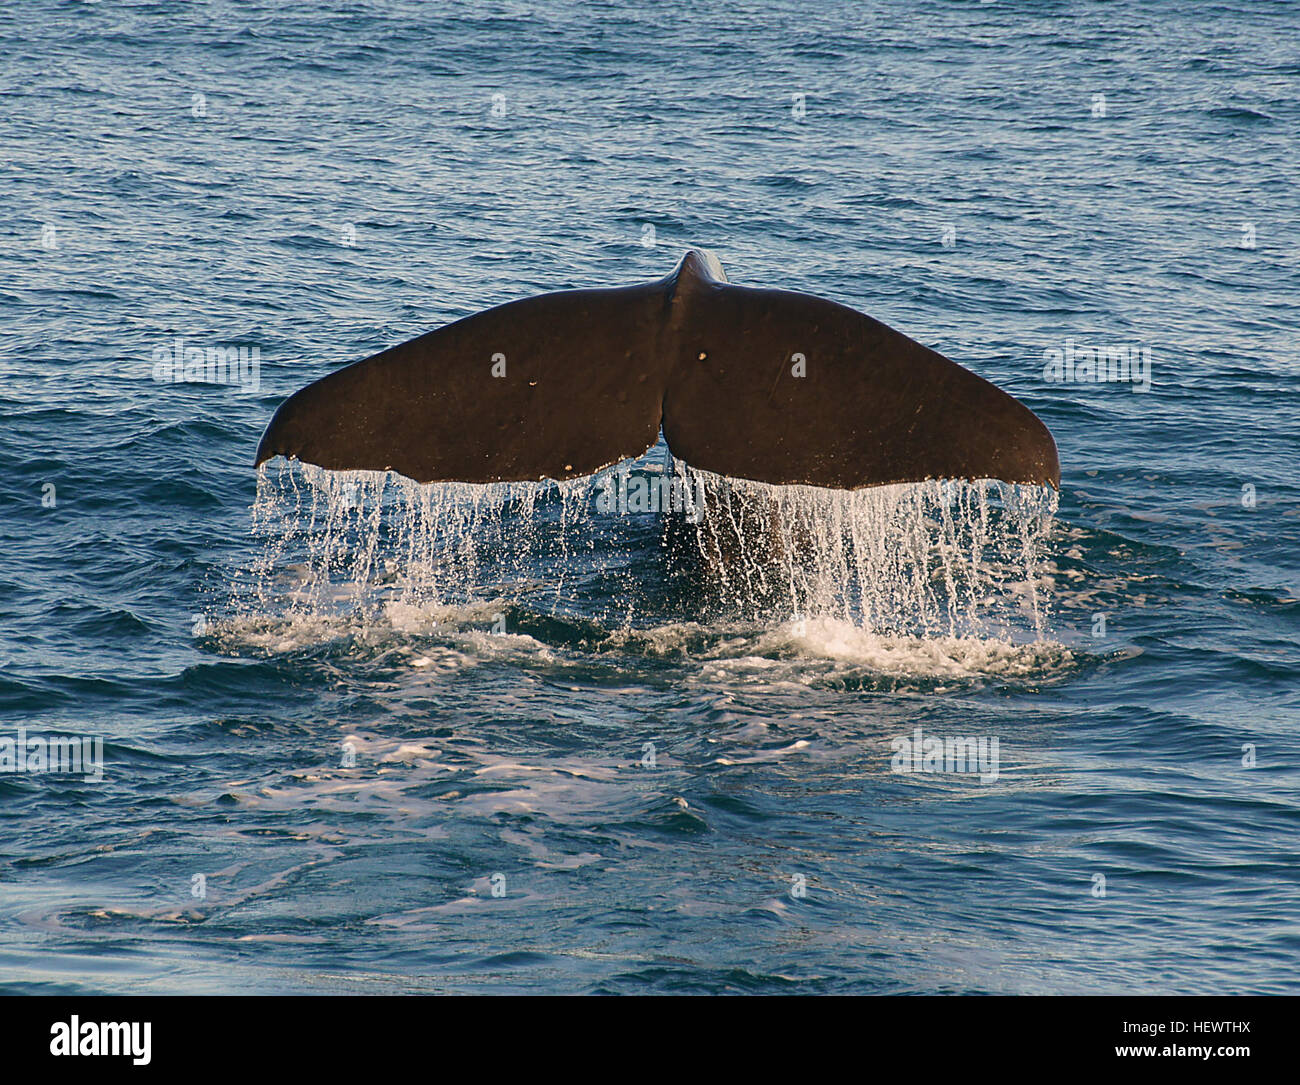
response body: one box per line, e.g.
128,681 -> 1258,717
255,249 -> 1059,491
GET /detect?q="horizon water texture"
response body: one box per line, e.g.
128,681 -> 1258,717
1,0 -> 1298,994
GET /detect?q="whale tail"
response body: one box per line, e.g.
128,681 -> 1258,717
255,249 -> 1059,490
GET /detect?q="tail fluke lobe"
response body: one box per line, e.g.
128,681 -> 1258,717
256,250 -> 1059,490
255,284 -> 673,484
662,284 -> 1059,488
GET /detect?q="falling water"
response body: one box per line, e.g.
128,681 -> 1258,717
681,468 -> 1058,638
233,452 -> 1057,641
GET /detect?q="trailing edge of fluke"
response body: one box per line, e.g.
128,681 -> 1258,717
255,249 -> 1060,490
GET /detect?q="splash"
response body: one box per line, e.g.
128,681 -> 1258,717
231,452 -> 1057,641
676,468 -> 1058,638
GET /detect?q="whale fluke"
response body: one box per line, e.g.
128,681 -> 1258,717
255,250 -> 1059,489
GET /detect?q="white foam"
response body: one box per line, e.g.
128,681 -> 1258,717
755,615 -> 1070,677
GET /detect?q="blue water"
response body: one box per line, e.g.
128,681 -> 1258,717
2,0 -> 1298,994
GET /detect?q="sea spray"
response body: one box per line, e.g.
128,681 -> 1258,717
677,468 -> 1057,638
236,455 -> 1057,640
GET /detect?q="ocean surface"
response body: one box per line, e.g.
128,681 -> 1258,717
2,0 -> 1298,995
